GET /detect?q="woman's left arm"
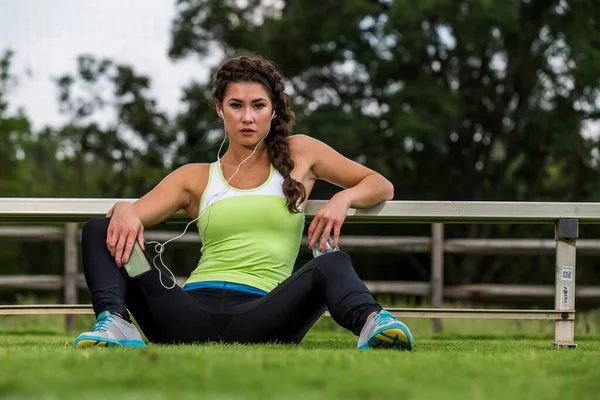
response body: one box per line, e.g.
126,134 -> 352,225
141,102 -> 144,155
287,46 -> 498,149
294,135 -> 394,252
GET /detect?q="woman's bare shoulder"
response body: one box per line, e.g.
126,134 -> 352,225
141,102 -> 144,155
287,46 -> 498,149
178,162 -> 211,174
289,133 -> 312,146
176,162 -> 212,194
288,134 -> 318,156
288,134 -> 320,181
172,162 -> 212,216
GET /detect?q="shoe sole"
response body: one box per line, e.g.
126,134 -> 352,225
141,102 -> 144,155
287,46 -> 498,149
75,338 -> 119,349
359,325 -> 413,351
74,335 -> 146,349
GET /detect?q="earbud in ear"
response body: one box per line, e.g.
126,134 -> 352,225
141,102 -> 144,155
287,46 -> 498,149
271,111 -> 276,120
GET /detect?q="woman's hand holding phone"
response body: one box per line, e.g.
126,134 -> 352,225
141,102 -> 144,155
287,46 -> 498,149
106,202 -> 145,268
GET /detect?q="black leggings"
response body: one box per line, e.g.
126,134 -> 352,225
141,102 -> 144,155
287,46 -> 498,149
81,218 -> 382,344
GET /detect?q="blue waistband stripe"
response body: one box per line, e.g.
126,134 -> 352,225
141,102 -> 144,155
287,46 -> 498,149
182,281 -> 268,296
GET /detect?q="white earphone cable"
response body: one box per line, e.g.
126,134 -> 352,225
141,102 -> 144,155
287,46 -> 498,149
144,111 -> 275,289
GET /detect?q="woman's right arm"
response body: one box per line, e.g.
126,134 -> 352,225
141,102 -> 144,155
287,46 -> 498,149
106,163 -> 209,267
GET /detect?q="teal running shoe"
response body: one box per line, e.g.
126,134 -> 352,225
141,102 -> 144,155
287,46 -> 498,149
74,310 -> 146,348
357,310 -> 413,351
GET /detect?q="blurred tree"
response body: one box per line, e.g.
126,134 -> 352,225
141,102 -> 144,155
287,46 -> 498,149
4,54 -> 175,199
51,55 -> 175,197
25,55 -> 176,198
0,49 -> 31,196
170,0 -> 600,198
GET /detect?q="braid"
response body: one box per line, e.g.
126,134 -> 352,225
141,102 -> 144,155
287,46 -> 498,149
212,54 -> 306,213
264,125 -> 306,213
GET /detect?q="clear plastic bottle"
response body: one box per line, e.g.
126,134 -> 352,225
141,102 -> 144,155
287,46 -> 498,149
312,236 -> 340,258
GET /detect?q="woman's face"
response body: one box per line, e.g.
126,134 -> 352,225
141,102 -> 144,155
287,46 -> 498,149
218,82 -> 275,148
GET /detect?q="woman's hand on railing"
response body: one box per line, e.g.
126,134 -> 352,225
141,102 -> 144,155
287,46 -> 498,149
308,192 -> 351,252
106,202 -> 145,268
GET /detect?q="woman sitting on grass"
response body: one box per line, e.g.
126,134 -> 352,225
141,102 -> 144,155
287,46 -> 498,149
74,54 -> 413,351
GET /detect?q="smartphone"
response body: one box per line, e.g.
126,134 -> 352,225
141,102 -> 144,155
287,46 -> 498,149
123,241 -> 152,278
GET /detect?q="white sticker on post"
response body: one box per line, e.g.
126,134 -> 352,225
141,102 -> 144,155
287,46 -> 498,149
561,286 -> 569,309
561,266 -> 573,281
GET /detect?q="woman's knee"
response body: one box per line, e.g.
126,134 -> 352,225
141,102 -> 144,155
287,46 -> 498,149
81,217 -> 110,242
315,251 -> 353,272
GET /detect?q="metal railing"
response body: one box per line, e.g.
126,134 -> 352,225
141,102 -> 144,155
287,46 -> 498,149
3,198 -> 599,348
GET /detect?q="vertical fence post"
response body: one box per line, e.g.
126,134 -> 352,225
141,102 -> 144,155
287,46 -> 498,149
554,218 -> 578,348
431,223 -> 444,334
64,223 -> 78,332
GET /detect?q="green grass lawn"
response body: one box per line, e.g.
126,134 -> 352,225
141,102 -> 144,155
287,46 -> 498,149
1,315 -> 599,400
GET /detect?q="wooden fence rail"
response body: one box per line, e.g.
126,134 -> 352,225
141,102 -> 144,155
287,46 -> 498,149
3,274 -> 600,301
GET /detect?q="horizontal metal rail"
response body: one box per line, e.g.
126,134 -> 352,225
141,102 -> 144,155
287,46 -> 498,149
378,308 -> 575,320
2,275 -> 599,302
0,304 -> 574,320
0,305 -> 95,315
4,198 -> 600,223
7,225 -> 600,257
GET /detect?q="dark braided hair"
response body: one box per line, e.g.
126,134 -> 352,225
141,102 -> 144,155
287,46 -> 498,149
212,55 -> 306,213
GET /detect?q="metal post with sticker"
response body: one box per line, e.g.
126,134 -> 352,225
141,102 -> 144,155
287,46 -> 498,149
554,219 -> 577,349
560,285 -> 569,309
560,266 -> 573,282
560,266 -> 573,311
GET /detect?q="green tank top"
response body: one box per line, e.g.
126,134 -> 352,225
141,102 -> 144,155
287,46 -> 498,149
184,162 -> 305,292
